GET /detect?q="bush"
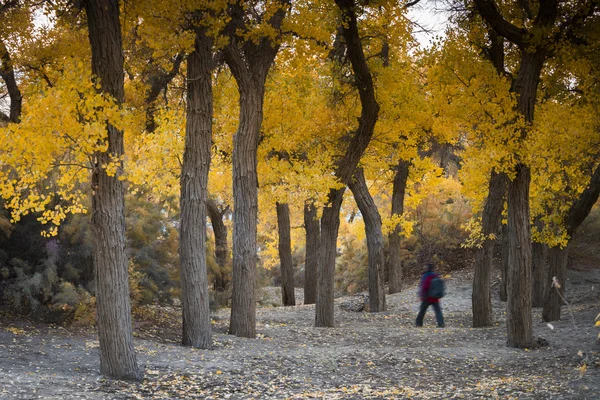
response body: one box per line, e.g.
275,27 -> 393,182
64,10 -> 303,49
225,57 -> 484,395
0,194 -> 181,323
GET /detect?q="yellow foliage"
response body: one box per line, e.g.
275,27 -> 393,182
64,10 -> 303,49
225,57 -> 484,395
0,58 -> 129,233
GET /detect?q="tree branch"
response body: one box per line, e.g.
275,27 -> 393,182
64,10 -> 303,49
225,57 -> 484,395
565,162 -> 600,237
473,0 -> 525,46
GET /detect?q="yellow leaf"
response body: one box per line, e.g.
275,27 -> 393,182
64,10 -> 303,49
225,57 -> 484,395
579,364 -> 587,378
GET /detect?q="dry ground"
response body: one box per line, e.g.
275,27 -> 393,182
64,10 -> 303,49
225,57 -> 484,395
1,267 -> 599,399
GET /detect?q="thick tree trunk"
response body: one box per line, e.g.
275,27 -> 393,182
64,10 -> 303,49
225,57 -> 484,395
83,0 -> 139,380
303,203 -> 319,305
531,240 -> 548,308
474,0 -> 558,350
207,198 -> 229,291
179,31 -> 213,349
315,0 -> 380,328
506,165 -> 533,348
349,168 -> 385,312
276,202 -> 295,306
542,245 -> 568,322
0,40 -> 22,123
500,222 -> 508,302
504,50 -> 545,348
316,189 -> 345,327
387,159 -> 409,294
472,171 -> 506,327
224,0 -> 287,338
228,83 -> 263,338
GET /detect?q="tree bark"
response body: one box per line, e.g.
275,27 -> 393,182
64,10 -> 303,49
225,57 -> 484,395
506,165 -> 533,348
531,239 -> 548,308
349,168 -> 385,312
276,202 -> 295,306
224,0 -> 287,337
315,0 -> 380,327
83,0 -> 140,380
0,40 -> 22,122
500,222 -> 508,302
472,171 -> 507,327
207,198 -> 229,291
228,80 -> 262,338
316,189 -> 345,327
179,30 -> 213,349
542,245 -> 568,322
387,159 -> 409,294
474,0 -> 558,350
303,202 -> 319,305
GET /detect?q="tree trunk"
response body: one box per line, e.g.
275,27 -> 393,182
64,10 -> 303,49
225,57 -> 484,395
531,240 -> 548,308
83,0 -> 139,380
316,189 -> 345,327
500,222 -> 508,302
228,83 -> 263,338
276,202 -> 295,306
387,159 -> 409,294
473,0 -> 558,350
542,245 -> 568,322
0,40 -> 22,123
179,31 -> 213,349
506,165 -> 533,348
542,163 -> 600,320
207,198 -> 229,291
315,0 -> 380,328
504,50 -> 545,348
472,171 -> 506,327
224,0 -> 287,338
303,202 -> 319,305
349,168 -> 385,312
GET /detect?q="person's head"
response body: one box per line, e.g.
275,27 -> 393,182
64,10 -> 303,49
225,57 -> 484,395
425,263 -> 434,272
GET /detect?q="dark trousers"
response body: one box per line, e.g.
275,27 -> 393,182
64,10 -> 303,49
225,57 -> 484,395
416,301 -> 444,327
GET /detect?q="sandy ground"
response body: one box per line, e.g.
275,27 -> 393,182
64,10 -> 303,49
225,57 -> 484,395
1,267 -> 599,399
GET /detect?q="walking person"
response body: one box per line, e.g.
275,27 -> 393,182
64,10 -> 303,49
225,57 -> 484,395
416,263 -> 445,327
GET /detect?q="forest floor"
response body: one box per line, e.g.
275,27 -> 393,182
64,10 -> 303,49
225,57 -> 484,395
1,267 -> 600,399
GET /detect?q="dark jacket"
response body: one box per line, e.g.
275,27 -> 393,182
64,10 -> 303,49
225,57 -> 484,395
419,271 -> 440,303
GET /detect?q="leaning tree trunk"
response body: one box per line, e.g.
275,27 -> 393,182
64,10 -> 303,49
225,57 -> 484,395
499,222 -> 508,302
506,164 -> 534,348
315,0 -> 380,328
542,245 -> 568,322
83,0 -> 139,380
179,31 -> 213,349
531,240 -> 548,308
276,202 -> 295,306
472,171 -> 506,327
349,168 -> 385,312
207,198 -> 229,291
0,40 -> 22,123
387,159 -> 409,294
303,202 -> 319,305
